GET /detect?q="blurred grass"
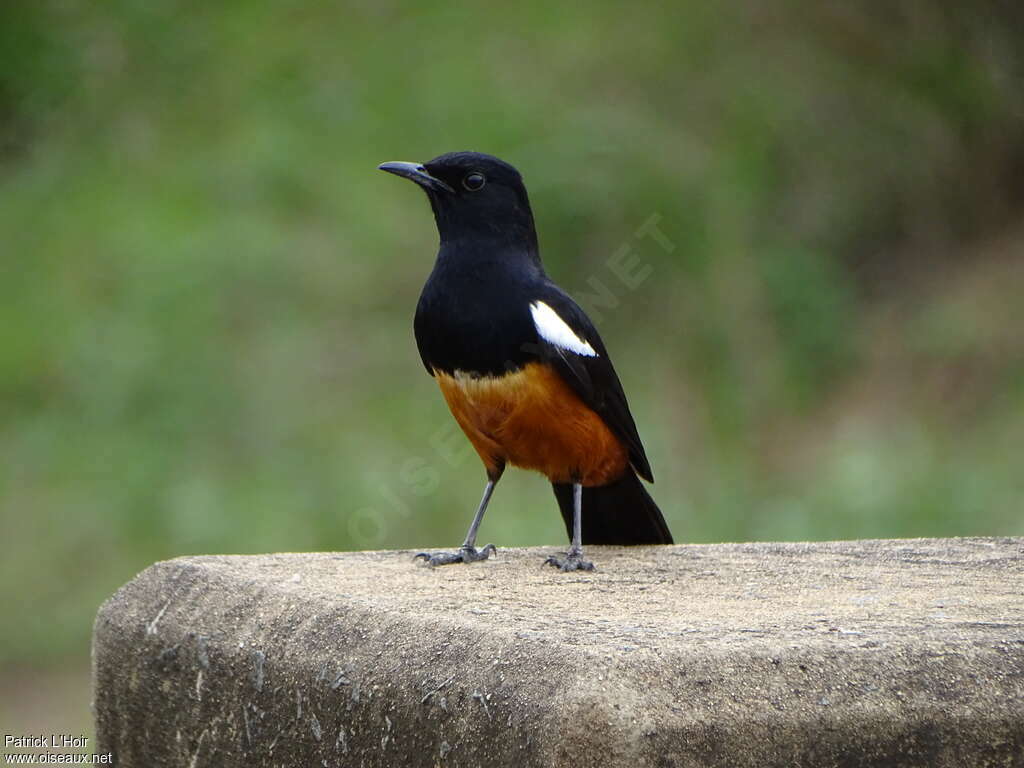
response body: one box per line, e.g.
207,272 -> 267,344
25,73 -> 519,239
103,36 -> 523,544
1,0 -> 1023,677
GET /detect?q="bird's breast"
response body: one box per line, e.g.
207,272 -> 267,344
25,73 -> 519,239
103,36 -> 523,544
414,250 -> 554,376
435,362 -> 628,485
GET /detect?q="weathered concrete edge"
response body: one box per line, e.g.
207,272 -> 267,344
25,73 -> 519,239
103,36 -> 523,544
92,547 -> 1024,767
93,556 -> 573,767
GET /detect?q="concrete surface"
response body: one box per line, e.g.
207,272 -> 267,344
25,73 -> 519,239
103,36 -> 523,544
92,538 -> 1024,767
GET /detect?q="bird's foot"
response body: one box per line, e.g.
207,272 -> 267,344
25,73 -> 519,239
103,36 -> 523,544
414,544 -> 496,567
544,548 -> 595,572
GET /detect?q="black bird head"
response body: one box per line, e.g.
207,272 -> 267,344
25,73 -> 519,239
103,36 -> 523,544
378,151 -> 539,255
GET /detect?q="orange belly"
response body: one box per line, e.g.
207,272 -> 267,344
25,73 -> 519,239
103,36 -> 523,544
435,362 -> 628,485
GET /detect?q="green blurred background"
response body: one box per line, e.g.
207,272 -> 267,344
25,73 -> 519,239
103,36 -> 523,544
2,0 -> 1023,743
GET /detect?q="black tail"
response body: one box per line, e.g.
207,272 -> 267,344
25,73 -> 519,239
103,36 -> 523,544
552,472 -> 673,545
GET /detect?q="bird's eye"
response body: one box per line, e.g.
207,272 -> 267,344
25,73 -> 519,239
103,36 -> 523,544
462,172 -> 486,191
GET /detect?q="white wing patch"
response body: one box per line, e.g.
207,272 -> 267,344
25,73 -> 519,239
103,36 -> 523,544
529,301 -> 598,357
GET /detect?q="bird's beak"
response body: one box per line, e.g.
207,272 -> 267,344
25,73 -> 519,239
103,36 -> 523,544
377,161 -> 455,194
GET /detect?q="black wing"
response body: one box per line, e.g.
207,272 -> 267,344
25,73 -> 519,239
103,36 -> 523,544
532,283 -> 654,483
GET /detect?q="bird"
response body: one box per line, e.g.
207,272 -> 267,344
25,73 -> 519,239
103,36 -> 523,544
378,151 -> 672,571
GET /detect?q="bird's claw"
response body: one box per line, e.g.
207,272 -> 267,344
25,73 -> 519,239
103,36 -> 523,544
544,549 -> 595,572
414,544 -> 497,567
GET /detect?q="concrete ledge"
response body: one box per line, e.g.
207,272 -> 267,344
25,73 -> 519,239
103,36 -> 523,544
92,538 -> 1024,767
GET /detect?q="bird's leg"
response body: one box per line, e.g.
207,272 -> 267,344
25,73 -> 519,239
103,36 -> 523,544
415,467 -> 502,567
545,482 -> 594,572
